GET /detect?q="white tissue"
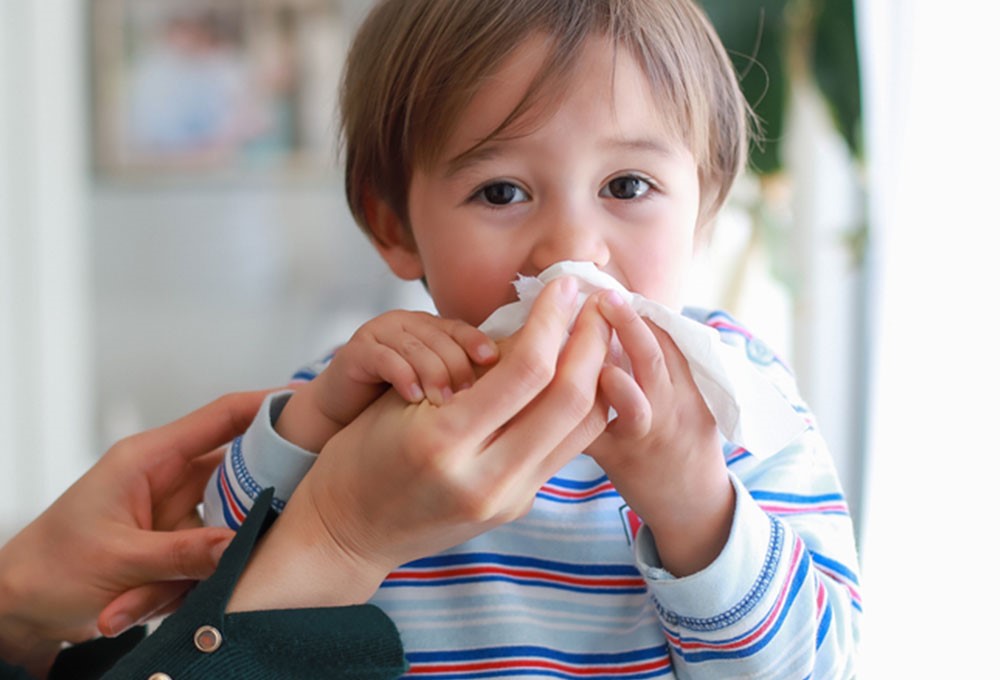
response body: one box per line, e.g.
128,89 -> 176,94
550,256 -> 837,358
478,261 -> 806,458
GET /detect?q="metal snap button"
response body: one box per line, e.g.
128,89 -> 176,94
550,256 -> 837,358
194,624 -> 223,653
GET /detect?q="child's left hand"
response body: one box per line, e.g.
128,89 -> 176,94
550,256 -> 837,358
586,290 -> 735,577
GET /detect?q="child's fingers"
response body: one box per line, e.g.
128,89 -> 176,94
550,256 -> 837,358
403,321 -> 483,392
596,291 -> 668,392
647,322 -> 694,389
598,364 -> 652,440
366,344 -> 426,402
439,319 -> 499,366
376,330 -> 455,404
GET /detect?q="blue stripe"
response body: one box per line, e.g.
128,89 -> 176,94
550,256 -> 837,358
230,435 -> 285,512
726,451 -> 752,466
750,491 -> 845,504
382,574 -> 647,595
409,644 -> 667,664
545,475 -> 610,490
409,667 -> 670,680
401,552 -> 642,577
815,600 -> 832,650
810,552 -> 860,586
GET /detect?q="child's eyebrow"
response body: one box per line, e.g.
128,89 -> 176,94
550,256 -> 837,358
443,135 -> 680,178
600,136 -> 679,157
444,144 -> 504,179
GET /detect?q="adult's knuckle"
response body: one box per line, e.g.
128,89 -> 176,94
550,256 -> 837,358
556,379 -> 596,419
511,346 -> 555,390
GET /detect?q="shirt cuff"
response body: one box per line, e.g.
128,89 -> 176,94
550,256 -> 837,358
237,390 -> 318,508
634,472 -> 778,627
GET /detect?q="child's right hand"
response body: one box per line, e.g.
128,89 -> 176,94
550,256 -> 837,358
276,310 -> 499,453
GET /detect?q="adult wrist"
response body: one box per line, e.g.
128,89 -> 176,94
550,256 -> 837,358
0,544 -> 61,674
226,492 -> 389,613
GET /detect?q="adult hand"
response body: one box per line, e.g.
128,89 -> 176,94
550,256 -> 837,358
0,389 -> 269,676
228,278 -> 614,611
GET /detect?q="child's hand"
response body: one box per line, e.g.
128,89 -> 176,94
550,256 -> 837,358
587,291 -> 735,577
276,310 -> 499,453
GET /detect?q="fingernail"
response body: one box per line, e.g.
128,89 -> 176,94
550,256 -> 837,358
475,342 -> 498,362
210,538 -> 232,565
408,384 -> 425,402
557,277 -> 579,305
603,290 -> 625,308
107,614 -> 133,638
441,386 -> 454,402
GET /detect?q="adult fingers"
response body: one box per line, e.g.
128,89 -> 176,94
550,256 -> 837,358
151,446 -> 227,530
115,389 -> 272,466
482,297 -> 611,478
442,276 -> 581,443
119,525 -> 234,585
97,580 -> 194,638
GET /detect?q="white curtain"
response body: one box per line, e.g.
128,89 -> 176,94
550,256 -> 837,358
859,1 -> 1000,674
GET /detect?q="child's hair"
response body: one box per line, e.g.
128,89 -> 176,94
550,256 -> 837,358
340,0 -> 749,236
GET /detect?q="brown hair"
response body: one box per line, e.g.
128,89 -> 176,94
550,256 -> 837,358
340,0 -> 749,235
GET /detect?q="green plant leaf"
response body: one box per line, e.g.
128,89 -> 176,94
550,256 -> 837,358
812,0 -> 863,159
700,0 -> 791,174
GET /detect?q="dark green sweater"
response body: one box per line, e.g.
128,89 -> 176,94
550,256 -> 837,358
2,489 -> 407,679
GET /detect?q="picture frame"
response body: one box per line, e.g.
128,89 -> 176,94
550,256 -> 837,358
90,0 -> 345,181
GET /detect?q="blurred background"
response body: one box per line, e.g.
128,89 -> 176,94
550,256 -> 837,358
1,0 -> 998,675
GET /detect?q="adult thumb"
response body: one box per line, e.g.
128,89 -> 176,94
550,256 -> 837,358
123,525 -> 235,584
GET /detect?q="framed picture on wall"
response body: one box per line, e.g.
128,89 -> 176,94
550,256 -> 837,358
90,0 -> 345,180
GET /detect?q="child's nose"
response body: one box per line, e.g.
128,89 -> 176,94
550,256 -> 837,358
529,217 -> 610,273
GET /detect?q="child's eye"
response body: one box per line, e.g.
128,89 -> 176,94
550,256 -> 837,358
600,175 -> 652,200
474,181 -> 528,206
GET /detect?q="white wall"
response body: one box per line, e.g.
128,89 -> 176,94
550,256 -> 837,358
0,1 -> 94,538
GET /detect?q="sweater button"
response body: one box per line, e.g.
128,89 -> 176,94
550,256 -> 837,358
148,674 -> 172,680
194,624 -> 223,653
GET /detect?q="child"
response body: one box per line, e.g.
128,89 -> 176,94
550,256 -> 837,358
204,0 -> 862,677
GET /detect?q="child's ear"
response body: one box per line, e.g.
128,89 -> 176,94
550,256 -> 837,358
364,191 -> 425,281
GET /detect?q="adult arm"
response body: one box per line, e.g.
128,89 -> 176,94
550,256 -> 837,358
0,390 -> 270,677
23,276 -> 605,679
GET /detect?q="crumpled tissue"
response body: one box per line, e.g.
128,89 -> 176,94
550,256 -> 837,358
478,261 -> 807,458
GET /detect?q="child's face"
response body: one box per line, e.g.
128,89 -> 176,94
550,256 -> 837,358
377,34 -> 702,326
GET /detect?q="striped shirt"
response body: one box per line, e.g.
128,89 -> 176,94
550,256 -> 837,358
203,308 -> 861,678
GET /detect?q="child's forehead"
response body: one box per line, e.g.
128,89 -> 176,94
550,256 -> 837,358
418,32 -> 688,167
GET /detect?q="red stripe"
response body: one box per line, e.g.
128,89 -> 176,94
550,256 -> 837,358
758,503 -> 849,515
815,579 -> 828,620
539,481 -> 616,499
386,566 -> 645,589
219,466 -> 246,523
410,656 -> 671,675
815,565 -> 862,605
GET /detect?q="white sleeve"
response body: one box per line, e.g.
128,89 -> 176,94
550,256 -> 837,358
202,390 -> 318,529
